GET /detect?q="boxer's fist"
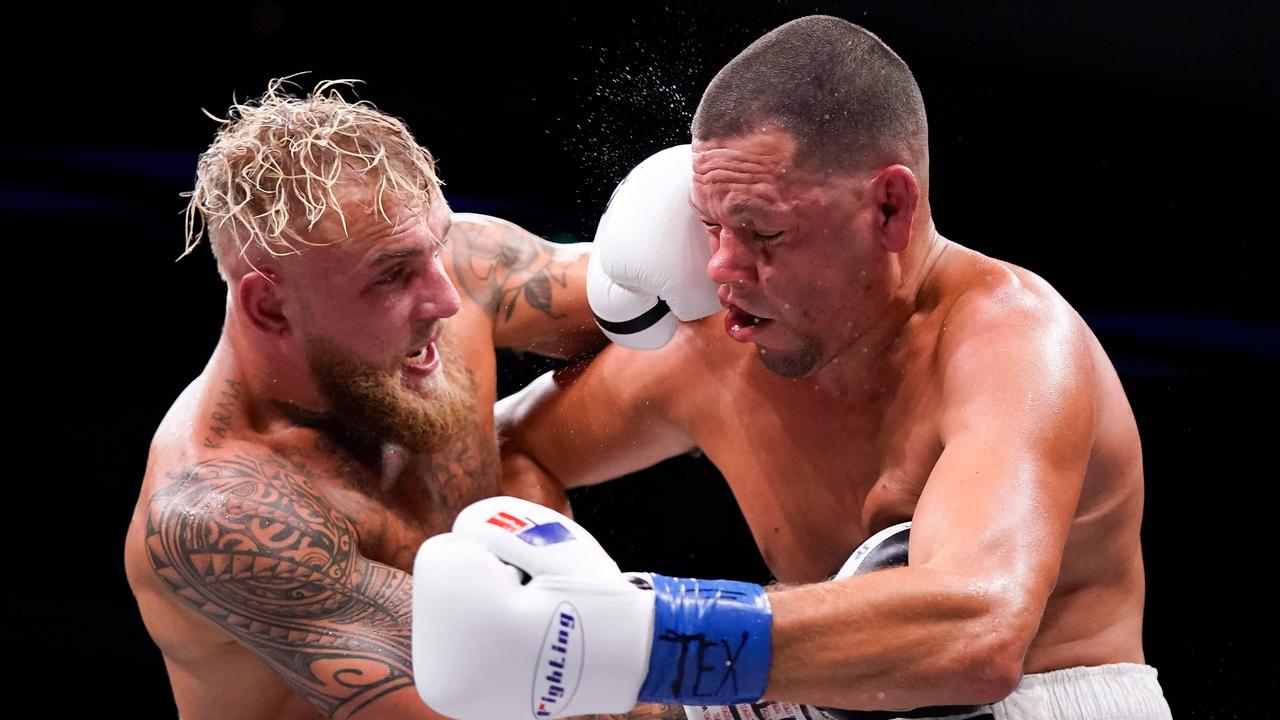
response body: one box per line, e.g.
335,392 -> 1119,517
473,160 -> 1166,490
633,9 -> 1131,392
588,145 -> 720,350
413,497 -> 775,719
412,497 -> 655,720
451,496 -> 622,578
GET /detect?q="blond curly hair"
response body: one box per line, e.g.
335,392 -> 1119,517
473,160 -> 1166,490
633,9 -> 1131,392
181,76 -> 442,280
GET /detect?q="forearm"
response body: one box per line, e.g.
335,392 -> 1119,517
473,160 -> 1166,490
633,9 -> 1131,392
448,215 -> 605,358
497,365 -> 696,488
500,437 -> 573,515
516,242 -> 608,361
495,378 -> 577,488
765,567 -> 1031,710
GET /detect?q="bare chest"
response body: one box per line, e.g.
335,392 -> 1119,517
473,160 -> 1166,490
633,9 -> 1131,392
294,414 -> 502,573
687,369 -> 943,583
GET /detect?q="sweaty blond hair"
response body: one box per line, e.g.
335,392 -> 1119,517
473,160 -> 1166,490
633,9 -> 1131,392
181,76 -> 442,280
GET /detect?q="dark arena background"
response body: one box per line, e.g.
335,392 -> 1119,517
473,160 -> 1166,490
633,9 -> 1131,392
12,1 -> 1276,717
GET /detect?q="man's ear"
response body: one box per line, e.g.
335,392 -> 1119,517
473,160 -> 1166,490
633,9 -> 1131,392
237,267 -> 290,337
870,165 -> 919,254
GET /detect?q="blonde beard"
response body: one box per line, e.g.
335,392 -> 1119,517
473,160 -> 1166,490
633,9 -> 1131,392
305,334 -> 476,455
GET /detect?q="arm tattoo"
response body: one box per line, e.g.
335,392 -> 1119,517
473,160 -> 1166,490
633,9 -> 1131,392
449,219 -> 581,322
145,452 -> 414,719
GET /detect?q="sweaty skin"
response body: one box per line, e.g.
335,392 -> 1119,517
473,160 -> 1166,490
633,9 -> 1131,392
124,207 -> 601,720
500,129 -> 1147,712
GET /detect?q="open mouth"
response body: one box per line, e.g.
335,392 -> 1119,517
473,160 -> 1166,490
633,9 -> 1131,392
727,305 -> 765,328
402,341 -> 440,373
724,305 -> 773,341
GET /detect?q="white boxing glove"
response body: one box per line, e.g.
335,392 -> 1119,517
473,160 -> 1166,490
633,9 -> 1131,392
412,497 -> 655,720
451,495 -> 624,578
413,497 -> 776,720
588,145 -> 720,350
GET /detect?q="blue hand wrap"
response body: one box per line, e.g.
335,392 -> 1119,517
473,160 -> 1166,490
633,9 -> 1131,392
637,575 -> 772,705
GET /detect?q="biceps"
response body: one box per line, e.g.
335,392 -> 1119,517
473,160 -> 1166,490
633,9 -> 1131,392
225,562 -> 417,717
917,313 -> 1095,587
910,438 -> 1086,598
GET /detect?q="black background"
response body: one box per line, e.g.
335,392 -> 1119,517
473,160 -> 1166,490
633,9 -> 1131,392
9,1 -> 1277,717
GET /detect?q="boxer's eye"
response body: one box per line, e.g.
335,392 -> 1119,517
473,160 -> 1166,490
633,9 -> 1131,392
376,265 -> 410,286
757,231 -> 783,242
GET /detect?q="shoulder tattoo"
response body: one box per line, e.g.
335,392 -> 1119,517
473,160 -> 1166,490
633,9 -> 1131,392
145,452 -> 415,718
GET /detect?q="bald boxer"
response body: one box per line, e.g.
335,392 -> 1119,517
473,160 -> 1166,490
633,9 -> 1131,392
123,79 -> 602,720
496,16 -> 1171,720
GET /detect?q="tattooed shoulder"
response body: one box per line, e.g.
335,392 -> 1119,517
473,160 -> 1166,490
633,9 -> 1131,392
145,450 -> 416,718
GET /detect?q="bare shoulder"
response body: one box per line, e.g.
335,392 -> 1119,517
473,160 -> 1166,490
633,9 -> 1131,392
127,439 -> 354,638
142,444 -> 359,599
139,443 -> 422,717
936,248 -> 1091,369
928,247 -> 1103,444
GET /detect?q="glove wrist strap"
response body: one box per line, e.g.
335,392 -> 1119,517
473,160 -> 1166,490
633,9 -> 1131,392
638,575 -> 773,705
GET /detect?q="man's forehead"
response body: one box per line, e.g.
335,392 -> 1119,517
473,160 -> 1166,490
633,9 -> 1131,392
291,191 -> 445,269
691,134 -> 861,218
690,166 -> 793,218
319,186 -> 445,235
692,132 -> 799,201
692,128 -> 798,171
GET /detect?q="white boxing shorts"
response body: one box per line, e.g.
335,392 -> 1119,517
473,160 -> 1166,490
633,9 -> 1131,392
684,663 -> 1172,720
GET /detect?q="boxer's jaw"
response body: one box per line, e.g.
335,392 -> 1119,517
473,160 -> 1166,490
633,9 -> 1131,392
304,331 -> 475,455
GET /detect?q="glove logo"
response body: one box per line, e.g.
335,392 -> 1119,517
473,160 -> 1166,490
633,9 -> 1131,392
532,602 -> 583,718
486,511 -> 577,547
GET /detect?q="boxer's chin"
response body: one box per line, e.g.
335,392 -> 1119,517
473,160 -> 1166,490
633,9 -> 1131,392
306,336 -> 476,454
756,338 -> 823,379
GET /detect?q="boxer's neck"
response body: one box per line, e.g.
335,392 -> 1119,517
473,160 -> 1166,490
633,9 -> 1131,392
812,226 -> 950,392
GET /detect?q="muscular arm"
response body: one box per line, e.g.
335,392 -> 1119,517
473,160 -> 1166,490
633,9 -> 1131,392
765,293 -> 1096,711
497,339 -> 698,489
145,450 -> 445,720
446,213 -> 605,358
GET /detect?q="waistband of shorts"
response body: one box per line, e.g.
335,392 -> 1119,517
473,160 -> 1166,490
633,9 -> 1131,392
992,663 -> 1171,720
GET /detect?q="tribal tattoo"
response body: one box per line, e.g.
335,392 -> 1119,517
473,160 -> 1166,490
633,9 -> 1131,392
145,452 -> 415,719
